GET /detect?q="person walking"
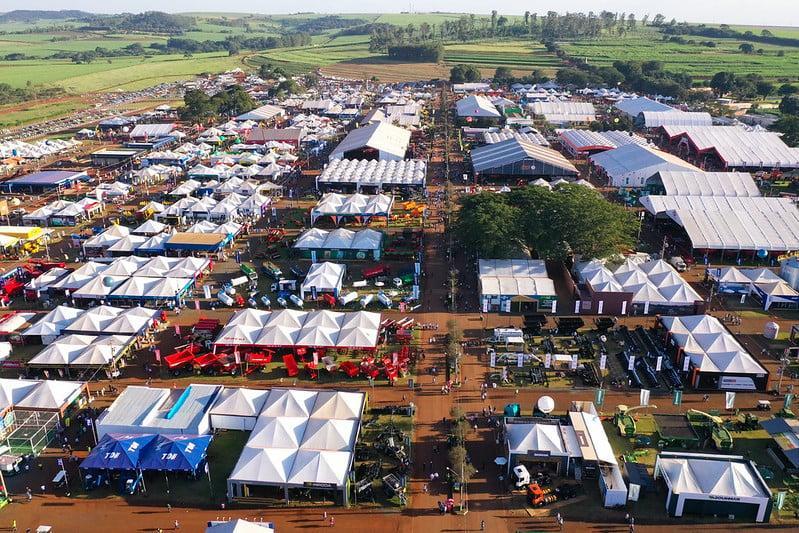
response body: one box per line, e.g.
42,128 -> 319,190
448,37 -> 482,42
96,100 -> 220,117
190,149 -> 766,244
480,519 -> 486,530
174,520 -> 180,530
323,511 -> 327,521
329,516 -> 335,527
25,487 -> 32,502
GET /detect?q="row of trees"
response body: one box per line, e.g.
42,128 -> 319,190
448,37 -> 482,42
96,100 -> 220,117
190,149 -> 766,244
387,44 -> 443,62
154,33 -> 312,55
449,64 -> 482,84
369,10 -> 663,51
662,23 -> 799,49
178,85 -> 256,125
80,11 -> 193,34
0,82 -> 64,106
774,94 -> 799,146
454,185 -> 639,261
708,71 -> 783,100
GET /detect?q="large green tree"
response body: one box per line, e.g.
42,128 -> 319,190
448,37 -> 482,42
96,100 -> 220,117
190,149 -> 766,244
773,116 -> 799,146
454,185 -> 639,261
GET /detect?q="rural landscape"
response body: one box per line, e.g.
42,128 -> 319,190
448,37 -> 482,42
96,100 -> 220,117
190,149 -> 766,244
0,5 -> 799,533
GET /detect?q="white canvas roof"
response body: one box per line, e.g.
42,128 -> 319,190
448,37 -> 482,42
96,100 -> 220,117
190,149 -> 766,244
456,95 -> 501,118
615,97 -> 673,117
479,259 -> 556,297
229,447 -> 296,484
261,389 -> 318,418
484,129 -> 550,146
50,262 -> 109,291
294,228 -> 383,251
507,422 -> 568,456
590,144 -> 699,188
641,111 -> 712,128
248,416 -> 308,449
286,450 -> 352,486
559,129 -> 648,152
0,379 -> 41,412
210,388 -> 269,419
471,137 -> 578,176
132,219 -> 168,235
657,453 -> 769,498
311,391 -> 365,420
302,263 -> 345,292
662,125 -> 799,168
206,519 -> 275,533
312,193 -> 394,217
14,379 -> 83,410
660,315 -> 767,374
640,196 -> 799,251
317,158 -> 426,187
649,171 -> 760,197
300,418 -> 357,451
530,101 -> 595,123
236,105 -> 284,122
329,122 -> 410,161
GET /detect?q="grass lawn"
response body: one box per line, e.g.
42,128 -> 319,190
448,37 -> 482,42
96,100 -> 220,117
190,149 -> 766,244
0,99 -> 88,128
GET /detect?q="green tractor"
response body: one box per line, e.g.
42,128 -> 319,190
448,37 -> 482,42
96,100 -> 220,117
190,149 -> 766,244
614,404 -> 657,437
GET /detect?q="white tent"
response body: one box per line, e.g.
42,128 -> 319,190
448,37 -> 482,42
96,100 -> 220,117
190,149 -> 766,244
300,263 -> 346,300
590,144 -> 698,188
210,388 -> 270,431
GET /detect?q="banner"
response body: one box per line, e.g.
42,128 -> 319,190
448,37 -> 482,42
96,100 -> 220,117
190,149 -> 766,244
725,392 -> 736,409
776,491 -> 787,510
785,393 -> 794,410
545,353 -> 552,369
599,354 -> 607,371
234,350 -> 241,365
628,356 -> 635,371
574,300 -> 581,314
595,388 -> 606,406
203,284 -> 212,300
516,353 -> 524,368
570,354 -> 578,370
195,300 -> 201,311
673,390 -> 682,406
682,355 -> 691,372
315,352 -> 321,366
175,325 -> 181,336
489,352 -> 496,368
154,348 -> 161,362
310,250 -> 317,263
482,300 -> 489,313
640,389 -> 650,406
655,356 -> 662,372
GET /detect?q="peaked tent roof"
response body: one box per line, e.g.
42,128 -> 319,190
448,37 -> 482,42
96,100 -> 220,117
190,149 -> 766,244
471,137 -> 578,175
80,433 -> 157,470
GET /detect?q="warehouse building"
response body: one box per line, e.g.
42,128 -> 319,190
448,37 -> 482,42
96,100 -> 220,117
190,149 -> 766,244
329,122 -> 410,162
643,170 -> 760,197
558,129 -> 648,158
456,95 -> 502,124
3,170 -> 89,193
316,159 -> 426,193
529,101 -> 595,125
654,452 -> 772,522
471,138 -> 578,179
615,97 -> 674,118
590,144 -> 699,188
659,125 -> 799,170
479,259 -> 557,313
659,314 -> 769,391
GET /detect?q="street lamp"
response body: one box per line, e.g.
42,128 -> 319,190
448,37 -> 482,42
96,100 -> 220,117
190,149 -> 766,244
446,464 -> 476,514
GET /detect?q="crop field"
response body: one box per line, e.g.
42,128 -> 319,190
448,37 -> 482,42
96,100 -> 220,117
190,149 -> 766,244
443,40 -> 561,74
561,35 -> 799,79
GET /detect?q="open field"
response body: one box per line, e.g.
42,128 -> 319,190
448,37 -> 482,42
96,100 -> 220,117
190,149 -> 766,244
0,98 -> 87,128
561,35 -> 799,80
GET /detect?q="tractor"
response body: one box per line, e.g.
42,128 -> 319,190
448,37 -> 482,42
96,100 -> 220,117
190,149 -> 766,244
688,409 -> 734,451
614,404 -> 657,437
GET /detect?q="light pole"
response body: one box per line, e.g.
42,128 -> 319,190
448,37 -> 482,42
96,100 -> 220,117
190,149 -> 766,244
446,464 -> 474,514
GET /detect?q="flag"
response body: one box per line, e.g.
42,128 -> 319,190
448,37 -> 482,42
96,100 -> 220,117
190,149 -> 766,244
544,353 -> 552,369
599,354 -> 607,371
628,356 -> 635,371
154,349 -> 161,362
639,389 -> 650,406
656,356 -> 662,372
725,392 -> 736,409
673,390 -> 682,406
595,388 -> 606,406
195,300 -> 201,311
682,355 -> 691,372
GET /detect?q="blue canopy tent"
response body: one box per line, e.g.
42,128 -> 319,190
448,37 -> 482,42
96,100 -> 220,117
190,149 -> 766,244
80,433 -> 157,493
139,434 -> 212,473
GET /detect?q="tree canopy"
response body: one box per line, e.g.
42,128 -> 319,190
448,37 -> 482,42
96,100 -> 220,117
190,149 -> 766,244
178,85 -> 256,124
454,185 -> 639,261
450,64 -> 482,84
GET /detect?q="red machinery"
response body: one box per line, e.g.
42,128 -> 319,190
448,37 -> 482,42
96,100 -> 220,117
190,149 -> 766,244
283,354 -> 299,377
362,264 -> 389,279
244,350 -> 274,375
193,352 -> 238,375
339,361 -> 360,378
304,361 -> 318,380
164,343 -> 204,374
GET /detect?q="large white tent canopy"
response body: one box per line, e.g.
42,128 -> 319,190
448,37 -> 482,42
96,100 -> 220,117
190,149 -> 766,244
590,144 -> 699,188
317,158 -> 426,189
214,310 -> 381,349
647,171 -> 760,197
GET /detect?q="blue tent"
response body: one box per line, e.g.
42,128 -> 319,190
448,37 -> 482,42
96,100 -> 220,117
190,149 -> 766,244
139,434 -> 212,472
80,434 -> 157,471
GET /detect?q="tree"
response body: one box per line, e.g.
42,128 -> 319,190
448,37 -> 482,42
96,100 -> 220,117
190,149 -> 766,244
739,43 -> 755,54
453,193 -> 520,258
772,116 -> 799,146
710,71 -> 736,97
755,81 -> 774,99
493,66 -> 514,84
778,83 -> 798,96
780,95 -> 799,116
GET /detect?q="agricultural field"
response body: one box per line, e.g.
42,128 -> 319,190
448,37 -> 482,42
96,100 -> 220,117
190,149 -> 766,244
561,35 -> 799,80
443,40 -> 562,76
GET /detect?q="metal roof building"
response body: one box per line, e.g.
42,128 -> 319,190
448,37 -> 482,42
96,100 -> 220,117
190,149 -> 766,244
559,129 -> 648,157
590,144 -> 699,188
661,125 -> 799,169
478,259 -> 557,313
471,138 -> 578,178
644,171 -> 761,197
235,104 -> 285,122
329,122 -> 410,162
529,101 -> 596,124
456,95 -> 502,119
641,111 -> 713,128
483,129 -> 550,146
615,97 -> 674,117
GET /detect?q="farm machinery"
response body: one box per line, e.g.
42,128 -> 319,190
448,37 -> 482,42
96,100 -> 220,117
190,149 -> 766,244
688,409 -> 734,451
614,404 -> 657,437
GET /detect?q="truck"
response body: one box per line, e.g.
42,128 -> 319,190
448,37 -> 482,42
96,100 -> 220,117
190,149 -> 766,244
363,264 -> 389,279
668,256 -> 687,272
339,291 -> 359,306
240,263 -> 258,282
261,261 -> 283,280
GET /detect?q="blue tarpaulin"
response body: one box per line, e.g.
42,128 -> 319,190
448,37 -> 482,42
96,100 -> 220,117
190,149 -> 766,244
139,434 -> 212,472
80,434 -> 157,471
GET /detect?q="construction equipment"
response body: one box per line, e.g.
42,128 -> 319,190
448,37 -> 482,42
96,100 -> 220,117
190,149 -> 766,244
614,404 -> 657,437
526,482 -> 557,507
688,409 -> 734,451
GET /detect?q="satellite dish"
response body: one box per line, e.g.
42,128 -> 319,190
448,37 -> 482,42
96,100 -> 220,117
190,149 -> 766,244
537,395 -> 555,414
122,126 -> 130,133
757,249 -> 768,258
102,276 -> 115,287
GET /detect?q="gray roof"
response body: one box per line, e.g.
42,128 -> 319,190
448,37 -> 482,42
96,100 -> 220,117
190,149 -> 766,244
471,137 -> 578,175
330,122 -> 410,160
615,97 -> 674,117
761,418 -> 799,468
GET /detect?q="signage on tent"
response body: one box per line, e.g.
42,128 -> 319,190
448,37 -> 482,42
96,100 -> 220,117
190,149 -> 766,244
621,301 -> 627,315
517,354 -> 524,368
725,392 -> 736,409
682,356 -> 691,372
570,354 -> 578,370
545,353 -> 552,368
574,300 -> 581,314
599,354 -> 607,371
643,301 -> 650,315
639,389 -> 650,406
154,349 -> 161,362
628,356 -> 635,371
551,300 -> 557,314
489,352 -> 496,367
203,284 -> 212,299
656,356 -> 662,372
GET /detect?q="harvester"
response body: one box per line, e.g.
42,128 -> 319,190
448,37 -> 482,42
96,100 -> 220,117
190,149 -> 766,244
614,404 -> 657,437
688,409 -> 733,451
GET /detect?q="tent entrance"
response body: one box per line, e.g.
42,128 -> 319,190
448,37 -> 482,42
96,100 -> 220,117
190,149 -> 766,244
510,295 -> 539,314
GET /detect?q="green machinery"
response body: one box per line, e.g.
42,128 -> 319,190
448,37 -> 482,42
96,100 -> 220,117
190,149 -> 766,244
688,409 -> 734,451
614,404 -> 657,437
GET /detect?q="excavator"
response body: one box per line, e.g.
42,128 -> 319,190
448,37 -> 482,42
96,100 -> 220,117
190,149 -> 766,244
688,409 -> 734,451
614,404 -> 657,437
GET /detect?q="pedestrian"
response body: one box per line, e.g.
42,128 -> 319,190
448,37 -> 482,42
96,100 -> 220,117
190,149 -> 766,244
429,472 -> 435,482
174,519 -> 180,529
323,511 -> 327,521
625,513 -> 629,523
26,487 -> 31,502
558,517 -> 564,530
167,503 -> 171,512
422,483 -> 428,493
480,519 -> 485,530
329,516 -> 335,527
556,512 -> 561,524
11,520 -> 16,533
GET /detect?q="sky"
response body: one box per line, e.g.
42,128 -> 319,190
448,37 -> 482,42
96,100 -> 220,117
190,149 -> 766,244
3,1 -> 799,27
